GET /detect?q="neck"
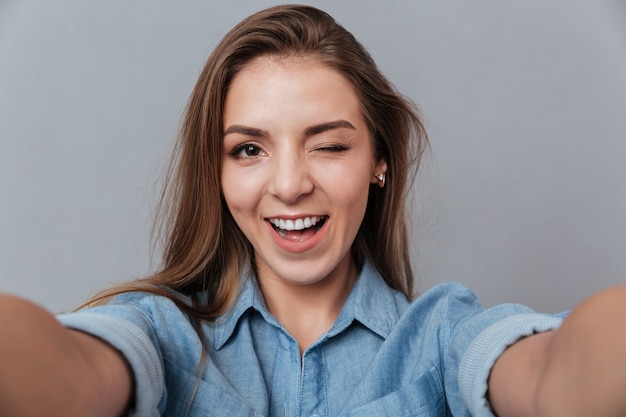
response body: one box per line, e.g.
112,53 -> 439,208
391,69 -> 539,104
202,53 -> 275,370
257,257 -> 358,354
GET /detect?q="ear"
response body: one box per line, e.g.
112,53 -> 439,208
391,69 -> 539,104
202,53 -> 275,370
371,158 -> 388,184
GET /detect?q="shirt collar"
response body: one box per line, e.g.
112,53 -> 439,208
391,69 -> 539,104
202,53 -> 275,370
212,260 -> 402,350
213,265 -> 272,350
328,261 -> 401,339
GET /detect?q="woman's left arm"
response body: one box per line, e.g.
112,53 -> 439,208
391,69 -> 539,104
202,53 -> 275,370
488,285 -> 626,417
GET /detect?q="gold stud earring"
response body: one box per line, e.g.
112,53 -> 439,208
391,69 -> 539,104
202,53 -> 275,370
376,173 -> 386,188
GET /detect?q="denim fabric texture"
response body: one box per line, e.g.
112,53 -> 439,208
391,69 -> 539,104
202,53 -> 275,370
57,262 -> 562,417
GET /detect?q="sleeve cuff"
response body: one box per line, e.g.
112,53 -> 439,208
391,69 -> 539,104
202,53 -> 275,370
57,312 -> 164,417
458,313 -> 563,417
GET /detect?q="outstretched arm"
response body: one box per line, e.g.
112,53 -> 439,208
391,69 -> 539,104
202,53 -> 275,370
0,294 -> 132,417
488,285 -> 626,417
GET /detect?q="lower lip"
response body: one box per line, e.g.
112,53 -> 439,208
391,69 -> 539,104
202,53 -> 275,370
266,219 -> 328,253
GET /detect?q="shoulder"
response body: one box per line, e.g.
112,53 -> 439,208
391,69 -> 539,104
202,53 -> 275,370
406,282 -> 550,330
403,282 -> 484,321
62,290 -> 191,330
56,289 -> 203,365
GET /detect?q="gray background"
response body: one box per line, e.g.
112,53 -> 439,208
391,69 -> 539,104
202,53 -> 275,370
1,1 -> 625,313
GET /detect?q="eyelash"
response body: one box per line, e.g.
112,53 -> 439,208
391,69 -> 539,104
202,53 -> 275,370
229,143 -> 264,159
228,142 -> 350,159
315,144 -> 350,153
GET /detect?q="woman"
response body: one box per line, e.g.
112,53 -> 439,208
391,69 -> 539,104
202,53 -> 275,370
1,5 -> 626,417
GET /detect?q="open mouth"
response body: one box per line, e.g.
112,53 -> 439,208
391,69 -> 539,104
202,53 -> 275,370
268,215 -> 327,238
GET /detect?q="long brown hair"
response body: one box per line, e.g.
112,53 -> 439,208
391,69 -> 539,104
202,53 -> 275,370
85,5 -> 428,318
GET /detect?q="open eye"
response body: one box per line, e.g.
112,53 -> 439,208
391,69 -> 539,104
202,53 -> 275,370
230,143 -> 265,159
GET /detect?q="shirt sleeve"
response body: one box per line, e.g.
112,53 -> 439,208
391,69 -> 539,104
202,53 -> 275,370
439,283 -> 564,417
56,295 -> 166,417
457,313 -> 562,416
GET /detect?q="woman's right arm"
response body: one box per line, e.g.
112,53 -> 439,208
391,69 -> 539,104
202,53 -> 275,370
0,293 -> 133,417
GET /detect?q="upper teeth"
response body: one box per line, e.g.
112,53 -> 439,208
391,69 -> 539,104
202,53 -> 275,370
269,216 -> 322,231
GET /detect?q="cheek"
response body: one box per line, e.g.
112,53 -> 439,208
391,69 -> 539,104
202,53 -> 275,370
317,157 -> 374,197
317,165 -> 372,218
220,166 -> 263,215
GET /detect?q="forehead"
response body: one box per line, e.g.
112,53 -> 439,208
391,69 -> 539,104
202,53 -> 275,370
223,55 -> 364,128
229,54 -> 357,95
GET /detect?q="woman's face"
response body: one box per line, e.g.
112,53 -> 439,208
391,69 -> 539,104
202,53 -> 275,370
221,55 -> 386,288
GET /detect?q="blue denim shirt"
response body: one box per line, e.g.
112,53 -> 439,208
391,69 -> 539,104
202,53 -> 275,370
58,262 -> 562,416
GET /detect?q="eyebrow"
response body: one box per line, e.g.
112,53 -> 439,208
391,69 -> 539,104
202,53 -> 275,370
223,120 -> 356,138
304,120 -> 356,136
223,125 -> 268,137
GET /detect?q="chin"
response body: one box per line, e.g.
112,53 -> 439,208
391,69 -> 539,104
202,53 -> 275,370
280,271 -> 329,286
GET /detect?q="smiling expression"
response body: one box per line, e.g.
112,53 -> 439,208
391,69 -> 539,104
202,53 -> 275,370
221,55 -> 386,289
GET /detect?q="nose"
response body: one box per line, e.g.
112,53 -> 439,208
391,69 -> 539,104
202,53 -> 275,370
267,150 -> 314,204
